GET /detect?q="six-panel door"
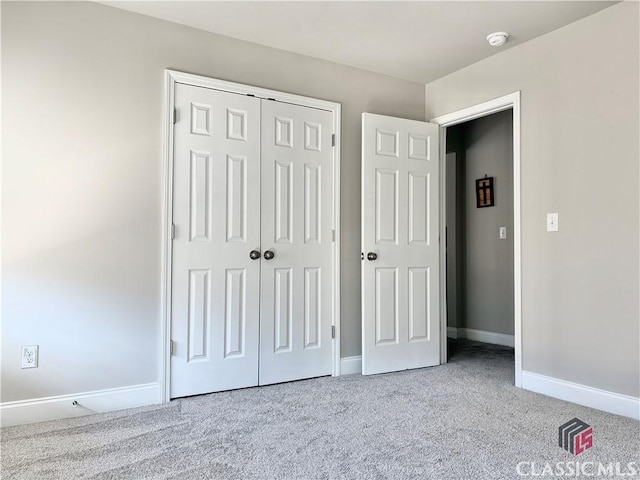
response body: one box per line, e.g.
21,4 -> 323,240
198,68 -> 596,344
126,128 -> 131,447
171,84 -> 261,397
361,113 -> 440,375
171,84 -> 335,397
259,101 -> 334,385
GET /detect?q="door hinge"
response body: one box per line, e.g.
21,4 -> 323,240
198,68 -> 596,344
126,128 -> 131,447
169,340 -> 174,356
331,229 -> 336,242
171,224 -> 175,240
173,107 -> 177,125
331,325 -> 336,339
331,134 -> 336,147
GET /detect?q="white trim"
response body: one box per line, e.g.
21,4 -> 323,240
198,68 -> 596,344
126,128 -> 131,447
522,371 -> 640,420
438,126 -> 448,365
165,70 -> 340,112
431,91 -> 522,388
447,327 -> 458,339
447,327 -> 514,346
0,383 -> 161,427
333,105 -> 342,377
360,114 -> 366,372
161,70 -> 342,401
340,356 -> 362,375
160,71 -> 175,404
513,94 -> 522,388
430,92 -> 517,128
458,328 -> 514,348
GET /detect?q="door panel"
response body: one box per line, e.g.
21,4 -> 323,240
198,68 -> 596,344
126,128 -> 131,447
375,267 -> 398,345
171,84 -> 261,398
304,267 -> 321,348
274,161 -> 293,243
409,172 -> 429,244
273,267 -> 293,352
375,169 -> 398,244
362,113 -> 440,375
224,268 -> 246,358
226,155 -> 248,243
260,100 -> 334,385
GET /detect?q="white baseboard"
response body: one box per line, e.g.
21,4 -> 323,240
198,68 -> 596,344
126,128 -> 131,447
522,371 -> 640,420
340,356 -> 362,375
0,382 -> 161,427
447,327 -> 458,339
452,327 -> 514,347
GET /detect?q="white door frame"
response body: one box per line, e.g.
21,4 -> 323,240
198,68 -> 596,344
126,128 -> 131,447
160,70 -> 342,403
431,91 -> 522,387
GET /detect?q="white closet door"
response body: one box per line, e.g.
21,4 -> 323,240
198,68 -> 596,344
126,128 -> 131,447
361,113 -> 440,375
259,100 -> 334,385
171,83 -> 261,398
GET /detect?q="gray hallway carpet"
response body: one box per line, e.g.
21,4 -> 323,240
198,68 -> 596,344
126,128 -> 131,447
2,339 -> 639,479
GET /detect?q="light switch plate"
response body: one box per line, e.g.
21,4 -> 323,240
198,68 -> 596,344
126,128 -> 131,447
499,227 -> 507,239
547,213 -> 559,232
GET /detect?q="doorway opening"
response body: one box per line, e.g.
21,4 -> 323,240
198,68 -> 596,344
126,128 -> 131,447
445,109 -> 515,380
432,92 -> 522,387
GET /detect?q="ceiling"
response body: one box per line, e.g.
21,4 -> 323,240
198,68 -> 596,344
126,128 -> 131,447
102,1 -> 616,84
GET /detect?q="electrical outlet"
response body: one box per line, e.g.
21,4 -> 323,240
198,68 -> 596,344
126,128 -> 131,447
21,345 -> 38,369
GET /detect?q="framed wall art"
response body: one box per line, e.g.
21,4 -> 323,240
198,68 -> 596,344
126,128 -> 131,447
476,176 -> 495,208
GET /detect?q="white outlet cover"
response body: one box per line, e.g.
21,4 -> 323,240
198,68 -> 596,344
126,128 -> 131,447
547,213 -> 559,232
21,345 -> 38,369
499,227 -> 507,239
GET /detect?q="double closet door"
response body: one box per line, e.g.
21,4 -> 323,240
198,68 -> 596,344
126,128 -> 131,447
170,83 -> 334,398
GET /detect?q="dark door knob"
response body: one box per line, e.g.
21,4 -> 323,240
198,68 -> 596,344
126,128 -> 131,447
263,250 -> 275,260
249,250 -> 261,260
367,252 -> 378,261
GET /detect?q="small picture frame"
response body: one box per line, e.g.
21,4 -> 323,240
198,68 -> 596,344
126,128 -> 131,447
476,176 -> 495,208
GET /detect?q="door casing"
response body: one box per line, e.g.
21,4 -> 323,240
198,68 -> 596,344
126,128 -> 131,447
160,70 -> 342,403
431,91 -> 522,387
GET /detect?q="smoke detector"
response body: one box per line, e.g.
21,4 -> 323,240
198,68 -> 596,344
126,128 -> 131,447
487,32 -> 509,47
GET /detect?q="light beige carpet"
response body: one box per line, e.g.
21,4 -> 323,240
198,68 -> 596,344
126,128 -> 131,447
2,340 -> 639,479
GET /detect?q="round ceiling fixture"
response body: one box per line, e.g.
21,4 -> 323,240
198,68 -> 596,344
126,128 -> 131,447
487,32 -> 509,47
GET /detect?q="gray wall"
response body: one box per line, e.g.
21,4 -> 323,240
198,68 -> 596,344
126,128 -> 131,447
447,111 -> 514,336
427,2 -> 640,397
445,126 -> 466,331
445,153 -> 458,329
1,2 -> 425,402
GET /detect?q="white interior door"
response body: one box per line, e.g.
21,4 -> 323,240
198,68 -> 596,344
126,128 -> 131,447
259,100 -> 334,385
171,83 -> 261,397
361,113 -> 440,375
